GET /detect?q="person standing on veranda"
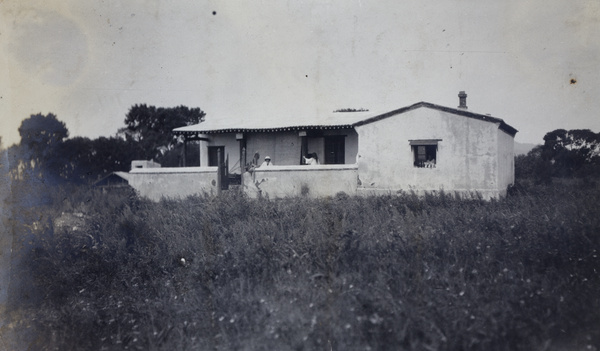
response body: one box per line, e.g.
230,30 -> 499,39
259,156 -> 273,168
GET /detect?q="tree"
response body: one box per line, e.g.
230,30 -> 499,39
46,136 -> 144,184
18,113 -> 68,154
89,136 -> 144,177
16,113 -> 69,181
47,137 -> 94,183
542,129 -> 600,177
119,105 -> 205,166
515,145 -> 552,184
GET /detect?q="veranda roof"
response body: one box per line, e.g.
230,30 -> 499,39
172,110 -> 376,134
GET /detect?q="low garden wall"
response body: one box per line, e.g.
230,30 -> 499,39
128,167 -> 219,201
126,164 -> 503,201
242,164 -> 359,198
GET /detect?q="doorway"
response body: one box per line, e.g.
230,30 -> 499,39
324,136 -> 345,164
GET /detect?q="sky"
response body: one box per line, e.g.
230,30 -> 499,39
1,0 -> 599,147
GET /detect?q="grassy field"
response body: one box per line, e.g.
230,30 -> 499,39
4,179 -> 600,350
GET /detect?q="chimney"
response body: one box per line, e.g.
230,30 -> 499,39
458,91 -> 467,109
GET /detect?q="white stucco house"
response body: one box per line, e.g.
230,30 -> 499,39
125,92 -> 517,200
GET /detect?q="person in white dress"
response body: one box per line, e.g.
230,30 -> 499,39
303,153 -> 319,165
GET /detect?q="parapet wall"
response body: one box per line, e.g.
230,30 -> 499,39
242,165 -> 359,198
128,167 -> 219,201
126,164 -> 504,201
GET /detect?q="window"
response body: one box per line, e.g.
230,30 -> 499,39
410,139 -> 441,168
208,146 -> 225,166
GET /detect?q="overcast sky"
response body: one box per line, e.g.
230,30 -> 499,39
1,0 -> 598,146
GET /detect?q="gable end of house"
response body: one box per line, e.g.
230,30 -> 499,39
352,102 -> 518,137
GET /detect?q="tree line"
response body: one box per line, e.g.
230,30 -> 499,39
516,128 -> 600,183
4,105 -> 205,184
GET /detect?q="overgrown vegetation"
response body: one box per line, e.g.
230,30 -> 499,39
5,178 -> 599,350
516,129 -> 600,183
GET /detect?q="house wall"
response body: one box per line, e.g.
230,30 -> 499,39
323,129 -> 359,164
206,134 -> 243,173
205,129 -> 359,170
307,137 -> 323,162
497,129 -> 515,196
305,129 -> 359,164
355,107 -> 510,198
245,132 -> 300,166
127,167 -> 218,201
242,164 -> 358,198
346,131 -> 359,164
206,132 -> 301,170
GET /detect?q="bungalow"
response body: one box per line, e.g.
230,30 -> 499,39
126,92 -> 517,200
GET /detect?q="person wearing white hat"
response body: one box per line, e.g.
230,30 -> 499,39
259,156 -> 273,168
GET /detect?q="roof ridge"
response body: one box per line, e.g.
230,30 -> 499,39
353,101 -> 518,136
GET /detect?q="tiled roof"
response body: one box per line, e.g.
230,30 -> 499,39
173,110 -> 376,134
173,102 -> 518,136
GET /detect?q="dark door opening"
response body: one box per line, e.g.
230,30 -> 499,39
324,136 -> 345,164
